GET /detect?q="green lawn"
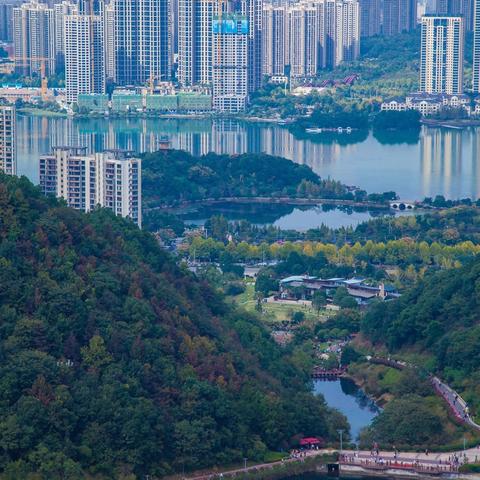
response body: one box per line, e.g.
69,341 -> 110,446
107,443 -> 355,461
231,282 -> 329,323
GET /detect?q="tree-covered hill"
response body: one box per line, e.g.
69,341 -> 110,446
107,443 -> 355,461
142,150 -> 349,207
0,174 -> 346,479
362,258 -> 480,413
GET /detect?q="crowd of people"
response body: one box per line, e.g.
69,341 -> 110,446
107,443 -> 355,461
339,452 -> 461,473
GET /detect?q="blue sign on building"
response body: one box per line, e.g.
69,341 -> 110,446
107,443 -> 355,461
212,15 -> 249,34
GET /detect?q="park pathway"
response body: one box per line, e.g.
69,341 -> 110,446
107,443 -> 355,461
369,357 -> 480,432
432,376 -> 480,432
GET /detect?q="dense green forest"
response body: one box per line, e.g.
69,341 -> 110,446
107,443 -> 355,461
0,174 -> 347,479
361,258 -> 480,416
372,110 -> 421,131
142,150 -> 360,208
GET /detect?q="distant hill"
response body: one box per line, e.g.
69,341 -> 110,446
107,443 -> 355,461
0,174 -> 346,479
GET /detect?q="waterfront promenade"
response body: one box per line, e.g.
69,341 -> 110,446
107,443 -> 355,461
185,447 -> 480,480
339,447 -> 480,474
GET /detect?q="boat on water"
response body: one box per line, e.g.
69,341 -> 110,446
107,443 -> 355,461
306,127 -> 353,134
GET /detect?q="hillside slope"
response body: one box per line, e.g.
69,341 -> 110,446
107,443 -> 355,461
0,175 -> 345,479
362,259 -> 480,413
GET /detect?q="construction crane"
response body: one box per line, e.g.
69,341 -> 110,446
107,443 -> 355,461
14,56 -> 50,101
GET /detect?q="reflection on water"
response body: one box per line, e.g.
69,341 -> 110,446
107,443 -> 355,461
179,203 -> 411,230
314,378 -> 379,442
16,115 -> 480,200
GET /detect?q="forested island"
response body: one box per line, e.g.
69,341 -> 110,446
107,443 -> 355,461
0,174 -> 347,478
142,150 -> 351,208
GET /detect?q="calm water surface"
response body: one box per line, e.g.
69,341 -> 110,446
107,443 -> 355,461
179,203 -> 414,230
16,115 -> 480,200
314,378 -> 379,442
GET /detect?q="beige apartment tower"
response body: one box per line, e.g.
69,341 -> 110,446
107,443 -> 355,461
39,147 -> 142,227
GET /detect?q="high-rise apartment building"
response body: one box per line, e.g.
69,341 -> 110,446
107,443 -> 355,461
64,13 -> 105,103
383,0 -> 417,35
13,1 -> 55,76
171,0 -> 179,54
177,0 -> 215,86
262,4 -> 287,76
241,0 -> 263,93
54,0 -> 78,72
212,13 -> 249,112
420,15 -> 464,94
0,2 -> 20,42
359,0 -> 381,36
288,2 -> 318,77
261,0 -> 360,75
39,147 -> 142,227
434,0 -> 474,31
178,0 -> 262,92
0,106 -> 16,176
341,0 -> 361,61
115,0 -> 171,86
473,0 -> 480,91
104,2 -> 116,80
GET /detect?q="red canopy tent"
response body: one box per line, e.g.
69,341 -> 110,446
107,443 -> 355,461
300,437 -> 323,447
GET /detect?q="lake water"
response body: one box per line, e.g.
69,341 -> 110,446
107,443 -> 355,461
178,202 -> 414,231
16,114 -> 480,200
314,378 -> 379,442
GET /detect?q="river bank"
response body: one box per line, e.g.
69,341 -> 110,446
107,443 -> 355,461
146,197 -> 396,213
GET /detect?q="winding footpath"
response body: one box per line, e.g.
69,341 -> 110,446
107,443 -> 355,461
370,357 -> 480,432
432,376 -> 480,432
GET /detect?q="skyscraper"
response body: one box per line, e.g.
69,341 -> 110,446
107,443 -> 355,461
13,1 -> 55,76
241,0 -> 263,92
383,0 -> 417,35
0,2 -> 20,43
261,0 -> 360,76
115,0 -> 171,86
0,106 -> 16,176
288,2 -> 318,77
212,12 -> 249,112
177,0 -> 215,86
54,0 -> 78,73
262,4 -> 288,76
359,0 -> 381,36
473,0 -> 480,91
104,2 -> 116,80
64,13 -> 105,103
342,0 -> 361,61
434,0 -> 474,31
324,0 -> 360,68
39,147 -> 142,227
178,0 -> 262,92
420,15 -> 464,94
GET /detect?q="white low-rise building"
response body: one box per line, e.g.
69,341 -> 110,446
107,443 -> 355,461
381,93 -> 472,116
